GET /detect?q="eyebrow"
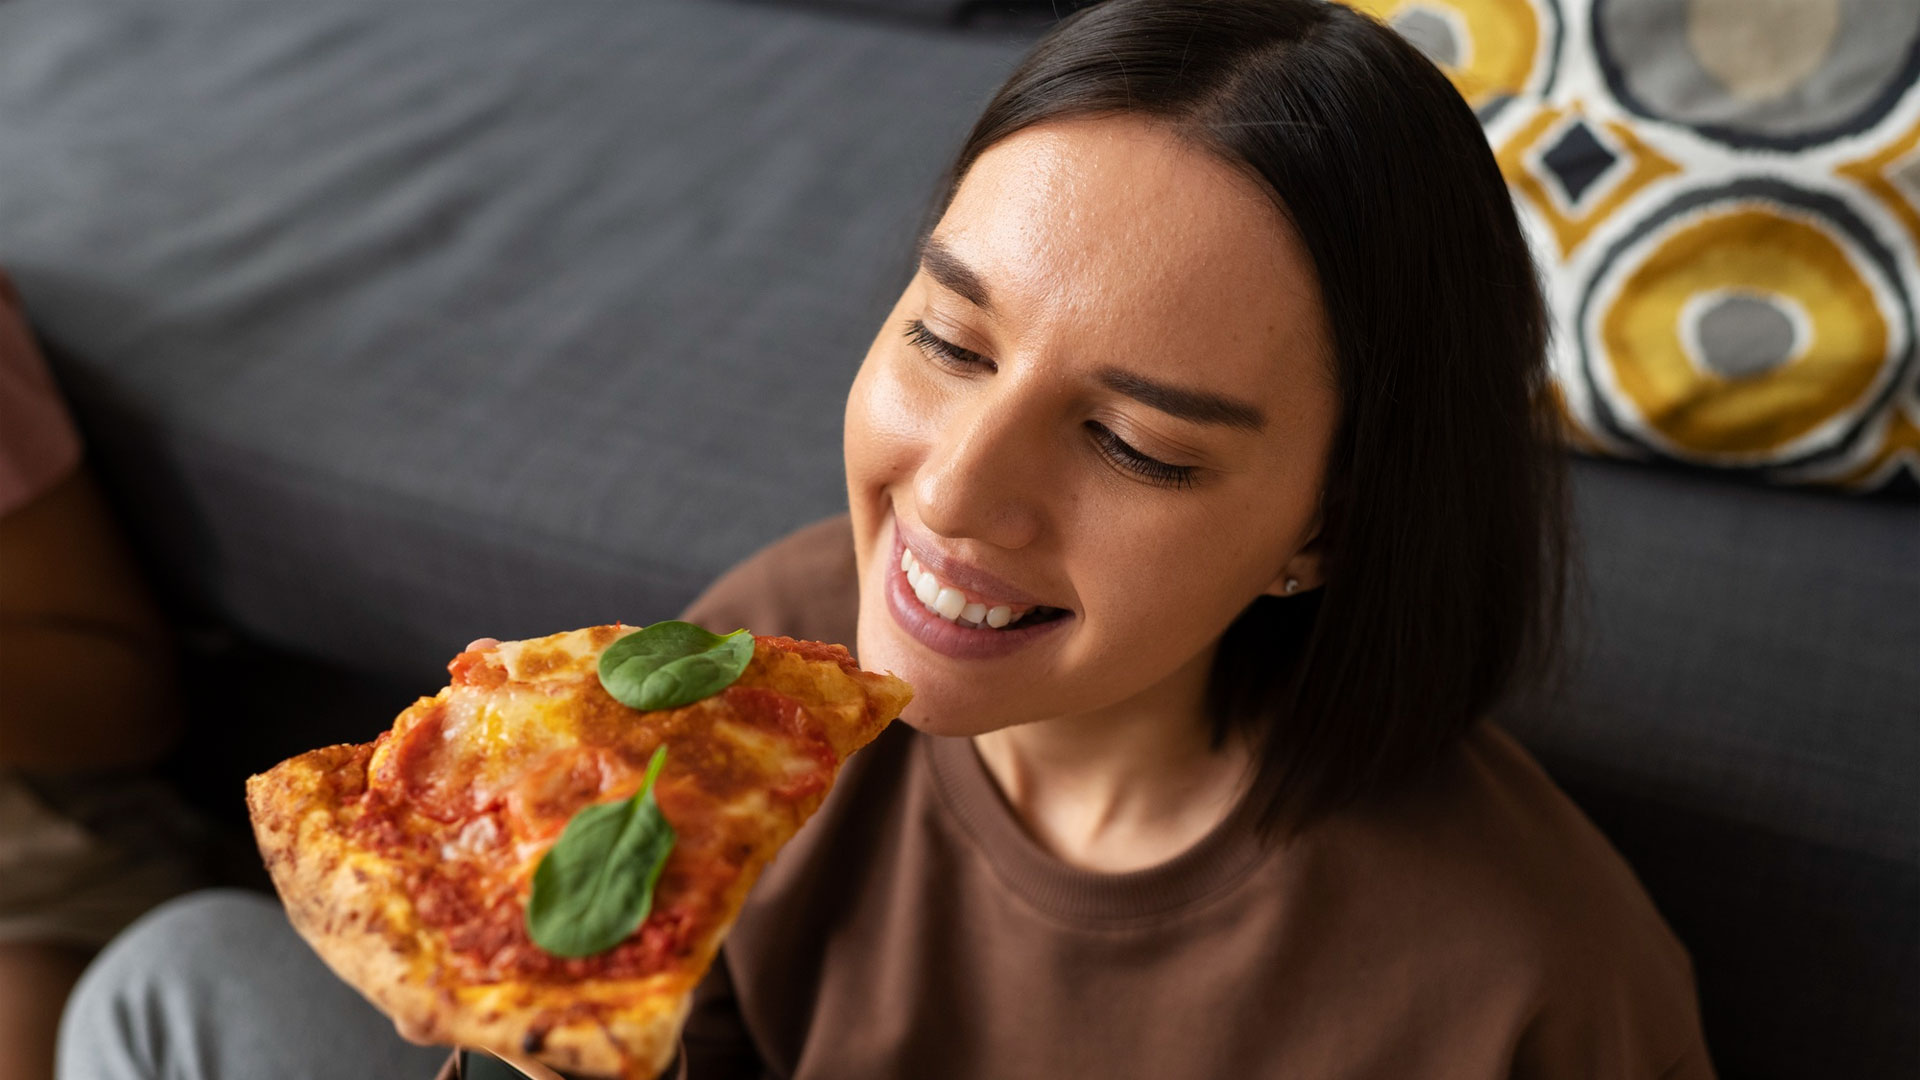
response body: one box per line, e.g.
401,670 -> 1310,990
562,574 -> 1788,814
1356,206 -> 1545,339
1097,367 -> 1267,432
919,236 -> 994,312
920,235 -> 1266,432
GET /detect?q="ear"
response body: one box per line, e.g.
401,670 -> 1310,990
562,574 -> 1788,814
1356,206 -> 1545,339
1261,529 -> 1325,599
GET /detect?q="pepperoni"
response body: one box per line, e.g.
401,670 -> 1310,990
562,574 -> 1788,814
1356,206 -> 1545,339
722,686 -> 837,791
370,700 -> 485,823
721,685 -> 829,747
448,650 -> 508,690
367,704 -> 437,793
759,635 -> 859,673
504,748 -> 634,842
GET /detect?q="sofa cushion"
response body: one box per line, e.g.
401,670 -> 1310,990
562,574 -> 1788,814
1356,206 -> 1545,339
0,0 -> 1030,686
1503,457 -> 1919,1078
1351,0 -> 1920,497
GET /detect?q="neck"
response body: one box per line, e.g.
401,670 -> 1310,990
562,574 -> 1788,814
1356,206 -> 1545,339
970,644 -> 1252,873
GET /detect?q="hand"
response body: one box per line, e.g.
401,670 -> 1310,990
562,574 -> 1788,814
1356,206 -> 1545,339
465,638 -> 500,652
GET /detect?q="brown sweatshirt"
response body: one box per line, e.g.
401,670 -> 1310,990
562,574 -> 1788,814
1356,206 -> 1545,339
440,515 -> 1714,1080
665,515 -> 1716,1080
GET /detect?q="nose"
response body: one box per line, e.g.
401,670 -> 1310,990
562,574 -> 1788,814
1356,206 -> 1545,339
914,387 -> 1047,551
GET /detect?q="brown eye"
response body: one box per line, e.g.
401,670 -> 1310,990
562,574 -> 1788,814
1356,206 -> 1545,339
904,319 -> 995,373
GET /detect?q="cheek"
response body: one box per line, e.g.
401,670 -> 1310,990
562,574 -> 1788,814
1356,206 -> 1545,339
1067,499 -> 1296,662
844,351 -> 935,501
844,348 -> 937,617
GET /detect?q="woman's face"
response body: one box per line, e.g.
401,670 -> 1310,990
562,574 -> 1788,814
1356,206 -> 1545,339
844,116 -> 1337,737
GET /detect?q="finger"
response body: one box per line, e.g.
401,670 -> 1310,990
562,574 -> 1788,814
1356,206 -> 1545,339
464,637 -> 500,652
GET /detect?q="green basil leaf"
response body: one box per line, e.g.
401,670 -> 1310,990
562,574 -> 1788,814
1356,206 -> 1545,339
598,620 -> 754,711
525,746 -> 675,958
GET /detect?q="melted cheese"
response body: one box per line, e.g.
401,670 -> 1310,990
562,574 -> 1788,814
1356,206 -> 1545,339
346,626 -> 908,983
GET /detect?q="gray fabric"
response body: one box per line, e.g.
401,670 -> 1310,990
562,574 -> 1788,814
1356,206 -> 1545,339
1515,459 -> 1918,866
1503,458 -> 1920,1079
1592,0 -> 1920,142
56,889 -> 449,1080
746,0 -> 978,23
1689,293 -> 1799,379
0,0 -> 1029,687
745,0 -> 1082,28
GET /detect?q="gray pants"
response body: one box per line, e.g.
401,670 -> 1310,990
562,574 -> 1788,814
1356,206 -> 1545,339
56,889 -> 451,1080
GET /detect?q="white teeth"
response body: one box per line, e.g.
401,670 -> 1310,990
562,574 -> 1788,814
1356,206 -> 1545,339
933,587 -> 966,620
899,548 -> 1037,630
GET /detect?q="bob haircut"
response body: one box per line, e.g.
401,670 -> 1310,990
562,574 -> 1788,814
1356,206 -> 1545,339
927,0 -> 1569,840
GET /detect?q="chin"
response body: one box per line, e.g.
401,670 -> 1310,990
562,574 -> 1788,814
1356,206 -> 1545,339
895,696 -> 1016,738
855,627 -> 985,737
854,597 -> 1030,739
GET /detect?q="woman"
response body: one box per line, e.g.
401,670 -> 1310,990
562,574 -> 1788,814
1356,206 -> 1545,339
59,1 -> 1713,1077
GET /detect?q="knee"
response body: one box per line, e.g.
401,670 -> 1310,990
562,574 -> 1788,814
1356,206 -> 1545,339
57,889 -> 285,1080
75,888 -> 285,997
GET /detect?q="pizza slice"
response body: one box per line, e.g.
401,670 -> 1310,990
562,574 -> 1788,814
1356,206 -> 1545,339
246,624 -> 911,1080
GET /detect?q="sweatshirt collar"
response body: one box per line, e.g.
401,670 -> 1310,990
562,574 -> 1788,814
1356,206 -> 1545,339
921,731 -> 1278,923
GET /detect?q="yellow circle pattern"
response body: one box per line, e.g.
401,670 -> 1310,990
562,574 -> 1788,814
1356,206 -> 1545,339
1600,206 -> 1890,456
1348,0 -> 1544,108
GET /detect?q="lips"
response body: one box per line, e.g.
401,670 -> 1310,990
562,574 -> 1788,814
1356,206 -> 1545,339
882,518 -> 1072,661
900,545 -> 1071,630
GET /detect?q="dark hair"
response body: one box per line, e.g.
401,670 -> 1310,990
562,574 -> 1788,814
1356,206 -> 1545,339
932,0 -> 1569,839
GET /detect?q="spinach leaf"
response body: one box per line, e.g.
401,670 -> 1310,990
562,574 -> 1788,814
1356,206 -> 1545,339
598,620 -> 754,711
525,746 -> 675,958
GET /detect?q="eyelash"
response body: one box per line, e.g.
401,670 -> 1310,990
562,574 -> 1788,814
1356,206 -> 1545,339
901,319 -> 1198,491
1086,421 -> 1197,489
904,319 -> 993,372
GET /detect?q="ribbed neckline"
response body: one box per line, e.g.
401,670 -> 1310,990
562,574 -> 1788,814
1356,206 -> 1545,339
921,732 -> 1276,924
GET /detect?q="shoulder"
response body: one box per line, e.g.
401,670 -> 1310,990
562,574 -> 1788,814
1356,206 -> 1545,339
1420,723 -> 1688,961
679,514 -> 857,648
1312,720 -> 1709,1073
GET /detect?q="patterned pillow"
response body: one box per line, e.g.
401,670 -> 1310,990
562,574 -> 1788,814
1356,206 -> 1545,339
1350,0 -> 1919,496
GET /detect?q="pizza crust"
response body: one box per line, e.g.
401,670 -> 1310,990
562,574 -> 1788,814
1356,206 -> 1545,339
245,630 -> 910,1080
248,746 -> 687,1079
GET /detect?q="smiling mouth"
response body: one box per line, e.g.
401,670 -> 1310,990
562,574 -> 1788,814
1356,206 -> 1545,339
896,545 -> 1070,632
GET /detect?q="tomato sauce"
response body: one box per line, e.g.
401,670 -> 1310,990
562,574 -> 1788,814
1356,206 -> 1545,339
758,635 -> 860,673
339,675 -> 833,983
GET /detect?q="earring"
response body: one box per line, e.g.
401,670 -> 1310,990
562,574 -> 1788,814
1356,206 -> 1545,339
1284,578 -> 1300,595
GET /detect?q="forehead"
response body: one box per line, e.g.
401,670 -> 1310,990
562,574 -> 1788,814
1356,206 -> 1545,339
934,116 -> 1330,393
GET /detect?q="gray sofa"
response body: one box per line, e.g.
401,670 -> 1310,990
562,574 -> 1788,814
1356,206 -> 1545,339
0,1 -> 1913,1077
